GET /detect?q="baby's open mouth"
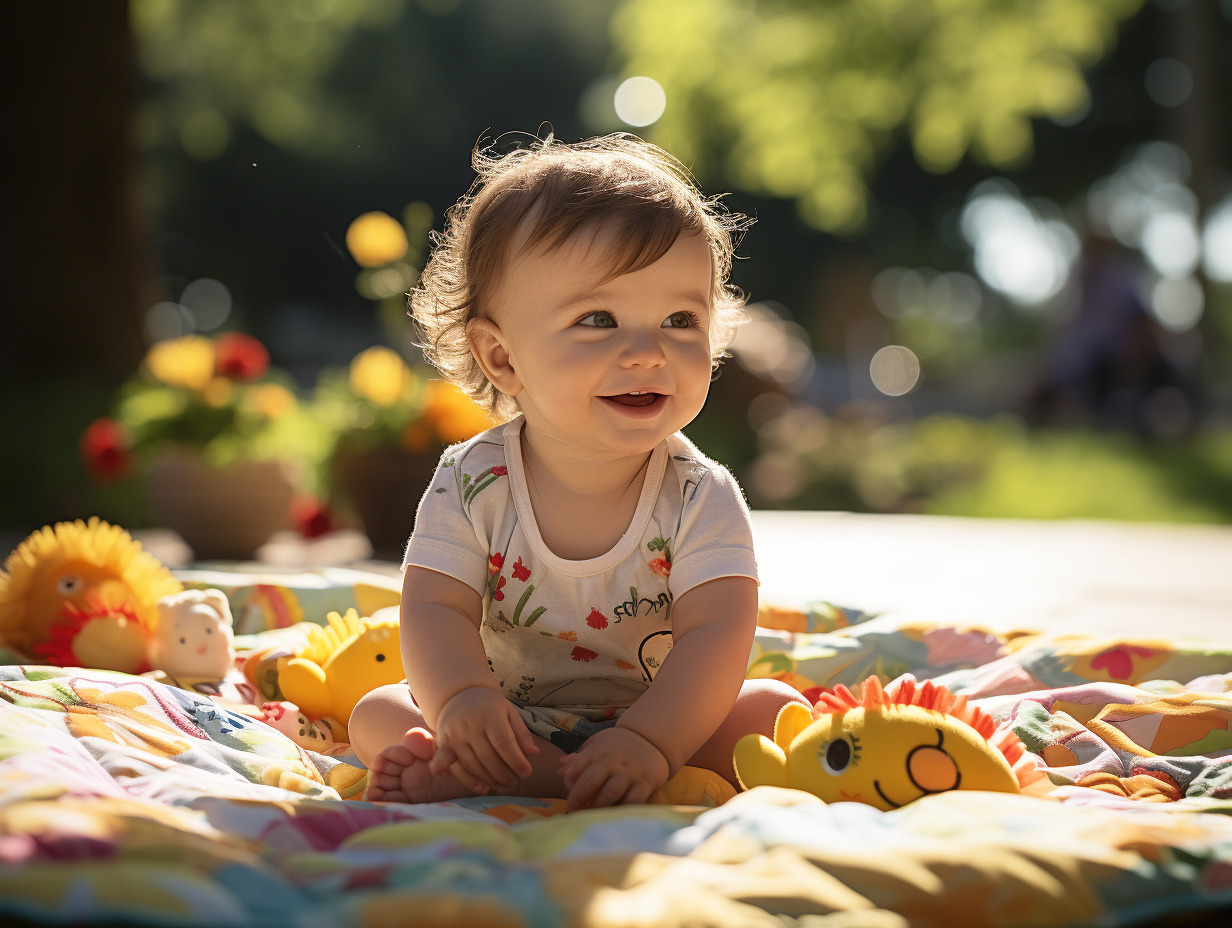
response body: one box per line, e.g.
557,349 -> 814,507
604,392 -> 663,408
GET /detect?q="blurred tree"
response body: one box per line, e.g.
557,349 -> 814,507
612,0 -> 1147,234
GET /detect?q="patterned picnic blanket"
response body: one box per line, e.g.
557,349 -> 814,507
3,569 -> 1232,926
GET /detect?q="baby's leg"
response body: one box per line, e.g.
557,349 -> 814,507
348,683 -> 569,803
347,683 -> 467,803
687,679 -> 810,789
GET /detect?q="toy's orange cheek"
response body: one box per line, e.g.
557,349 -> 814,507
908,745 -> 960,792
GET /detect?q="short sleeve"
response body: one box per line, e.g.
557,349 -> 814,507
402,453 -> 491,596
667,464 -> 758,597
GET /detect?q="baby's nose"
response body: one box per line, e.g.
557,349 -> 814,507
619,331 -> 667,367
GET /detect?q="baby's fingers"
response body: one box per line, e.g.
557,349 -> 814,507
426,743 -> 460,777
489,722 -> 535,779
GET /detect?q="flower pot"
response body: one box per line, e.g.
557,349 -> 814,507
334,448 -> 437,559
146,451 -> 295,561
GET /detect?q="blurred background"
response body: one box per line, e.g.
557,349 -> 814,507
3,0 -> 1231,560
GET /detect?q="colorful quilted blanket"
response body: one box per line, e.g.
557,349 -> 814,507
3,570 -> 1232,927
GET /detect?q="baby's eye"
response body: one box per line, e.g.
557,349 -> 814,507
56,574 -> 83,596
577,311 -> 616,328
662,311 -> 701,329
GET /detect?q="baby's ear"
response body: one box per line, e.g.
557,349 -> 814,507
466,318 -> 522,397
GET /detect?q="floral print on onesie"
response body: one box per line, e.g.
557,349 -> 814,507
403,416 -> 757,753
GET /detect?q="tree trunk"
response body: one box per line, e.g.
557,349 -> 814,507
0,0 -> 150,388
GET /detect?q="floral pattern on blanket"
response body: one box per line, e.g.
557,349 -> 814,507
4,586 -> 1232,925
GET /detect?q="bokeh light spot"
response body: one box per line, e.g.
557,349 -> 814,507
145,301 -> 193,342
614,76 -> 666,127
346,212 -> 409,268
179,278 -> 232,331
1202,198 -> 1232,282
869,345 -> 920,397
1142,211 -> 1200,278
1144,58 -> 1193,108
962,184 -> 1078,307
1150,277 -> 1204,333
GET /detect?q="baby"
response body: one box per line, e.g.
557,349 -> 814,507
348,133 -> 807,809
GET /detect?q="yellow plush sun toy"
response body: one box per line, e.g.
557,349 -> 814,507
0,518 -> 183,673
277,607 -> 405,737
734,674 -> 1049,810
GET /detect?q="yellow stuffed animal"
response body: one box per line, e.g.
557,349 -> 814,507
277,607 -> 404,737
734,675 -> 1047,810
0,518 -> 182,673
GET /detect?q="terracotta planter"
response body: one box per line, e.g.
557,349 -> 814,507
146,452 -> 295,561
334,448 -> 437,559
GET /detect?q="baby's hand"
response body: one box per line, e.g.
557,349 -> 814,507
431,687 -> 539,793
559,727 -> 669,810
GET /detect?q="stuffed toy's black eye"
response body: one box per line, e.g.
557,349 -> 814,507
820,738 -> 853,775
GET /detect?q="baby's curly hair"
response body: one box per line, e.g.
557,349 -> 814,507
410,132 -> 752,420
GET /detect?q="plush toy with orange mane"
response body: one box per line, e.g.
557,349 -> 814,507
734,674 -> 1050,810
0,518 -> 184,674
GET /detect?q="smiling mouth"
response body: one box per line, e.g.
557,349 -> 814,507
873,781 -> 907,809
603,392 -> 664,408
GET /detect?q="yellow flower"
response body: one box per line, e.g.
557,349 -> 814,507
144,336 -> 215,390
201,377 -> 233,407
346,212 -> 408,268
349,346 -> 416,407
251,383 -> 297,418
423,381 -> 494,443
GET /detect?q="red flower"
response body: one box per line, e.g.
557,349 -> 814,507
290,495 -> 335,539
489,552 -> 504,571
649,556 -> 671,577
80,418 -> 132,481
492,575 -> 506,601
491,465 -> 508,476
214,332 -> 269,381
511,557 -> 530,582
585,608 -> 608,630
571,645 -> 598,662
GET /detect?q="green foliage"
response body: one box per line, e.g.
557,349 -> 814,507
751,411 -> 1232,524
612,0 -> 1145,232
132,0 -> 408,158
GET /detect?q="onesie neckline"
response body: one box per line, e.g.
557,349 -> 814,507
503,416 -> 668,577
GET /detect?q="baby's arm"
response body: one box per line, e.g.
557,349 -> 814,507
400,566 -> 539,791
559,575 -> 757,808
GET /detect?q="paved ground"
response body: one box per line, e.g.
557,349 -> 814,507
750,511 -> 1232,641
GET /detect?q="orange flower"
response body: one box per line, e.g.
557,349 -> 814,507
422,381 -> 495,443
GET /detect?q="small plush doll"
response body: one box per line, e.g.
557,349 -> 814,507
146,589 -> 236,687
734,675 -> 1047,810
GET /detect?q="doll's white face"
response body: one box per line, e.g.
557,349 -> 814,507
477,229 -> 714,463
154,591 -> 235,680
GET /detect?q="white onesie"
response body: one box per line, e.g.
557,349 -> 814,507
403,416 -> 757,750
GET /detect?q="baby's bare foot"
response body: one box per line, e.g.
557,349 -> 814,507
363,728 -> 476,804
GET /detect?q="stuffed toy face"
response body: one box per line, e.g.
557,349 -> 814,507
0,519 -> 182,672
151,590 -> 236,681
734,676 -> 1031,811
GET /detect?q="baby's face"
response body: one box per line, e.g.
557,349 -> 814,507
487,228 -> 714,460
